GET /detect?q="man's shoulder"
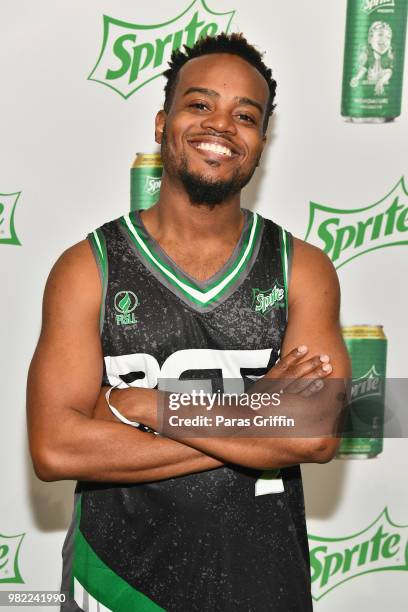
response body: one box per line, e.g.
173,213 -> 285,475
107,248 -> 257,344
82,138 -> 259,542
290,237 -> 339,298
293,235 -> 332,264
242,211 -> 333,272
290,236 -> 339,300
43,238 -> 101,322
249,209 -> 289,240
49,239 -> 99,287
87,212 -> 127,239
251,214 -> 334,274
42,215 -> 129,314
48,212 -> 127,289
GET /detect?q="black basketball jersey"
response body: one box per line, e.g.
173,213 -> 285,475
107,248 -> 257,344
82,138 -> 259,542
60,208 -> 313,612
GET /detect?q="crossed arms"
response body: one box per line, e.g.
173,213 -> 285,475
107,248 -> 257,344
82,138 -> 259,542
27,237 -> 350,483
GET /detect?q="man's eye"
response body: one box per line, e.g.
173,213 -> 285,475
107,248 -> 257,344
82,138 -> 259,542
189,102 -> 208,111
238,113 -> 255,124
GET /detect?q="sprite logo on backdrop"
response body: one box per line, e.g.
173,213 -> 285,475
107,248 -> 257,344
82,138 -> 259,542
0,192 -> 21,246
309,509 -> 408,600
305,177 -> 408,268
0,532 -> 25,583
88,0 -> 235,98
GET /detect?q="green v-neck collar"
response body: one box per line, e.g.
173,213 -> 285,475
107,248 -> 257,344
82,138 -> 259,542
120,208 -> 263,310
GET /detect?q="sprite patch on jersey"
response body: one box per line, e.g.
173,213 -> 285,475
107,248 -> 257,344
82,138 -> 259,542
88,0 -> 235,98
114,290 -> 139,325
252,283 -> 285,315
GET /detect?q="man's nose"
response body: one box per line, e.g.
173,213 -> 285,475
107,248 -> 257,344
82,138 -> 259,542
200,108 -> 237,134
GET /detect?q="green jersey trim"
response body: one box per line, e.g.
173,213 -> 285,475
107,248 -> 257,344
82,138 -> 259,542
120,211 -> 261,307
72,496 -> 163,611
88,229 -> 108,332
89,229 -> 108,279
279,228 -> 291,319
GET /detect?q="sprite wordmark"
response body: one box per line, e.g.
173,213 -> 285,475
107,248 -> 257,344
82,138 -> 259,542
351,365 -> 382,402
252,284 -> 285,315
305,177 -> 408,268
145,176 -> 162,196
0,532 -> 25,583
0,192 -> 21,246
362,0 -> 395,15
88,0 -> 235,98
309,508 -> 408,600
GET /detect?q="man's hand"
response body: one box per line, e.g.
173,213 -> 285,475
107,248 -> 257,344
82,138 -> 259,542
264,345 -> 332,395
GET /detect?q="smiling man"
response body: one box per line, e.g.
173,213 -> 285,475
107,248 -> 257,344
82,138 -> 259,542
27,33 -> 350,611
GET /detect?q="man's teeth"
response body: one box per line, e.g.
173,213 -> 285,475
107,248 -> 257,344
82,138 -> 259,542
196,142 -> 233,157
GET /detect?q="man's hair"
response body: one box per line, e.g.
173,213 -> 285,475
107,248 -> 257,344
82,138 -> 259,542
163,32 -> 277,134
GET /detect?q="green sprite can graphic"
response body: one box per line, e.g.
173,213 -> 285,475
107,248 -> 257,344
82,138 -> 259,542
341,0 -> 408,122
337,325 -> 387,459
130,153 -> 163,211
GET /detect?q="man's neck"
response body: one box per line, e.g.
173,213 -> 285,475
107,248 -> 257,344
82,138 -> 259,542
140,174 -> 244,246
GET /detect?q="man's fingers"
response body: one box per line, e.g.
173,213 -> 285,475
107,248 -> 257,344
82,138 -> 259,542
264,346 -> 333,399
287,354 -> 332,381
266,345 -> 309,379
285,375 -> 321,395
267,347 -> 332,383
280,379 -> 326,400
298,378 -> 325,398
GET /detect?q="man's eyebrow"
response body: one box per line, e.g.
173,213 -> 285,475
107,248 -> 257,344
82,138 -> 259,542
183,87 -> 219,98
234,96 -> 264,115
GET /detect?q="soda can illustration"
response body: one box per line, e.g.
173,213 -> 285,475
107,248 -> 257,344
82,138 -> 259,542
130,153 -> 163,211
341,0 -> 408,122
337,325 -> 387,459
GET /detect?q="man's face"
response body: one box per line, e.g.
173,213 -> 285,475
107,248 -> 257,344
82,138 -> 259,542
155,53 -> 269,206
369,25 -> 392,55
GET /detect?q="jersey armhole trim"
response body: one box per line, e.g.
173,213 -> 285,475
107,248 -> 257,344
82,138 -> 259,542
279,228 -> 293,321
87,229 -> 108,334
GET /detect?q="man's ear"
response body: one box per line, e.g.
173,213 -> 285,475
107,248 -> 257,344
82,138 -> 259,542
155,110 -> 166,144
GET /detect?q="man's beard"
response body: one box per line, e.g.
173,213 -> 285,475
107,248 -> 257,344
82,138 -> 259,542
161,127 -> 260,208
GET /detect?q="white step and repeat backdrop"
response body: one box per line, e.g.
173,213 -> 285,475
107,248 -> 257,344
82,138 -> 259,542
1,1 -> 407,610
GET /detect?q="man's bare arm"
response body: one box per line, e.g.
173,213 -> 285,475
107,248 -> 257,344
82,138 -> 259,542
279,238 -> 351,455
26,240 -> 223,482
